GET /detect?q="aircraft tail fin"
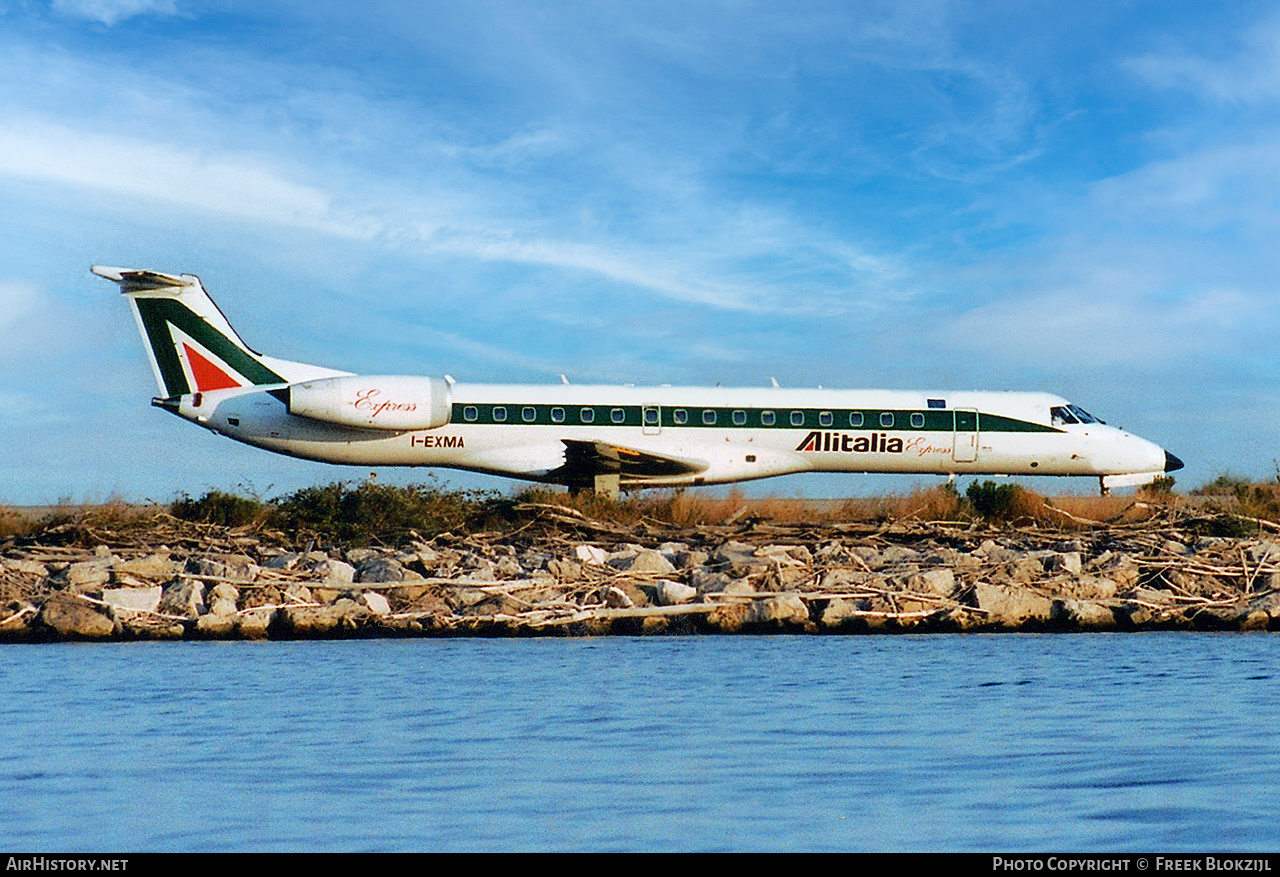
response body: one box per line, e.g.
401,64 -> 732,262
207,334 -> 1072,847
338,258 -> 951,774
93,266 -> 347,398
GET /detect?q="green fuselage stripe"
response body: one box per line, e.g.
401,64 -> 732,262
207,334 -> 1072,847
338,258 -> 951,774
448,403 -> 1061,433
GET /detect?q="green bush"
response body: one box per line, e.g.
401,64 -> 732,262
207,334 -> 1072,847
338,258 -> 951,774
966,480 -> 1022,522
271,480 -> 498,542
171,490 -> 269,527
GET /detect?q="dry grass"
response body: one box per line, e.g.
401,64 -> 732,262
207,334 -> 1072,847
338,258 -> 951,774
7,477 -> 1278,547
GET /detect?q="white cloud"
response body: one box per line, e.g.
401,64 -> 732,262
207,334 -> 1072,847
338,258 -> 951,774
51,0 -> 177,27
940,285 -> 1263,368
0,278 -> 39,332
1126,15 -> 1280,106
0,118 -> 376,238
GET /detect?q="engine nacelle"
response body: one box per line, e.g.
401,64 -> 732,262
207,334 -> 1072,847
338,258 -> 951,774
286,375 -> 452,430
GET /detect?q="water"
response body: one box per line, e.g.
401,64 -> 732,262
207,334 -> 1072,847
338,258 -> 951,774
1,634 -> 1277,852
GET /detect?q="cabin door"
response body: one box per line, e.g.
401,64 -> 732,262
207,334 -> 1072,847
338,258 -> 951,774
953,409 -> 978,463
642,404 -> 662,435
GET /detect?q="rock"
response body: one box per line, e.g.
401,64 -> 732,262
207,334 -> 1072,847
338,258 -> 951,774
277,600 -> 371,636
1248,541 -> 1280,563
261,551 -> 300,570
112,554 -> 181,582
38,596 -> 117,639
747,594 -> 811,629
974,582 -> 1054,628
363,592 -> 391,616
607,581 -> 650,607
908,568 -> 955,597
207,583 -> 240,617
356,558 -> 407,583
1053,599 -> 1116,630
656,581 -> 697,606
574,545 -> 608,565
879,546 -> 919,567
1045,552 -> 1083,576
1064,575 -> 1118,600
689,570 -> 736,593
546,558 -> 583,582
818,568 -> 870,590
187,554 -> 260,582
612,549 -> 677,575
602,586 -> 635,608
159,578 -> 206,618
305,558 -> 356,584
62,560 -> 113,592
235,608 -> 275,638
721,579 -> 756,598
1006,557 -> 1045,584
820,597 -> 862,629
667,549 -> 709,569
711,541 -> 767,576
4,559 -> 48,577
345,548 -> 383,566
195,613 -> 237,638
706,602 -> 752,632
101,586 -> 162,614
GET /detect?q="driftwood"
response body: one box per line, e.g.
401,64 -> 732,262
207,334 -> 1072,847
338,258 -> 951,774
3,500 -> 1280,640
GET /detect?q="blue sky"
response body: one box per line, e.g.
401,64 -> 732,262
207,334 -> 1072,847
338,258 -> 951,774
2,0 -> 1278,504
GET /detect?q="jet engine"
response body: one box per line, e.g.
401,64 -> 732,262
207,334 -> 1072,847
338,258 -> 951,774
286,375 -> 452,430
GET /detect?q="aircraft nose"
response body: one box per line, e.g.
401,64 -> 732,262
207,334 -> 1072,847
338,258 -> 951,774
1164,451 -> 1185,473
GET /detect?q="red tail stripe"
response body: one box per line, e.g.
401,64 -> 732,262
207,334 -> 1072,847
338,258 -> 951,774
183,343 -> 242,392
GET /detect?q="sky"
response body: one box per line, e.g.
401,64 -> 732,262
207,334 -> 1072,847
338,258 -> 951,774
2,0 -> 1279,504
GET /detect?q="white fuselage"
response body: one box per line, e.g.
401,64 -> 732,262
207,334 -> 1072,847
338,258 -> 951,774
171,381 -> 1173,489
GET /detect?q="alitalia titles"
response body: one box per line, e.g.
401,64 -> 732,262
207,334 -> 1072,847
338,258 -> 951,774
796,430 -> 904,454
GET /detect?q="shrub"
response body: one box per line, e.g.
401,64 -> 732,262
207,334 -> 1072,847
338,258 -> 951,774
172,490 -> 270,527
966,480 -> 1024,523
271,480 -> 497,542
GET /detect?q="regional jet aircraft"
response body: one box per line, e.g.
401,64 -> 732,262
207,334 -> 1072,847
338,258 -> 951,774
95,266 -> 1183,496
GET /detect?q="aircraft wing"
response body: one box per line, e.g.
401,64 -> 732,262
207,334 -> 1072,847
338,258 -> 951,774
553,439 -> 707,484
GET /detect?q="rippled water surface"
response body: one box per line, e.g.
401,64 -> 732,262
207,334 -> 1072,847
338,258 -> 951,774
1,634 -> 1277,851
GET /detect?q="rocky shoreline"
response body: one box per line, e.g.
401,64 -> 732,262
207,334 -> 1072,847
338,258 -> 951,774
3,503 -> 1279,641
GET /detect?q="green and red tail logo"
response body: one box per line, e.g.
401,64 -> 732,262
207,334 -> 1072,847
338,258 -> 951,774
133,296 -> 283,397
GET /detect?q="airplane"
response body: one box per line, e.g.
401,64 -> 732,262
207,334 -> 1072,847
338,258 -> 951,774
94,265 -> 1183,497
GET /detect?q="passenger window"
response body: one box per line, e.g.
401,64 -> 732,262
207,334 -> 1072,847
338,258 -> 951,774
580,407 -> 595,423
611,408 -> 626,424
927,399 -> 946,409
790,410 -> 804,426
849,412 -> 864,427
493,406 -> 507,422
819,411 -> 833,426
523,406 -> 537,422
464,406 -> 478,422
702,409 -> 717,425
880,412 -> 894,428
673,409 -> 688,425
761,410 -> 775,426
644,408 -> 659,425
911,413 -> 925,428
551,407 -> 565,423
733,410 -> 746,426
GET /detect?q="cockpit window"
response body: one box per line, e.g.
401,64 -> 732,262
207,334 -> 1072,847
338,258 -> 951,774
1050,406 -> 1079,425
1067,404 -> 1102,424
1052,404 -> 1106,426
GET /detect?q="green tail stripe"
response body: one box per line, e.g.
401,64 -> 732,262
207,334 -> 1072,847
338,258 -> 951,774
135,298 -> 284,396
